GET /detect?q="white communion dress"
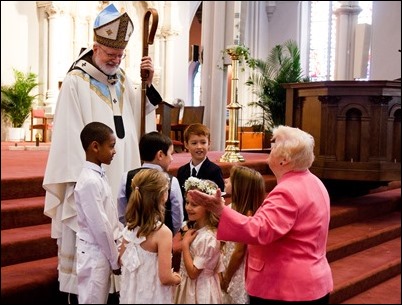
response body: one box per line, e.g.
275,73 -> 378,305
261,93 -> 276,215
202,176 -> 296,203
221,240 -> 249,304
119,224 -> 174,304
174,226 -> 224,304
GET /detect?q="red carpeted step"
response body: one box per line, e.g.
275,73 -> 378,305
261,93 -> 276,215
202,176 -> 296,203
1,196 -> 49,230
327,211 -> 401,262
329,188 -> 401,229
340,274 -> 401,304
1,177 -> 45,200
1,145 -> 400,303
1,223 -> 57,267
1,256 -> 62,304
329,237 -> 401,304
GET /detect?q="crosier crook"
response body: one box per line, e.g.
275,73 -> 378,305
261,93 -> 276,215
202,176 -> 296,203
141,8 -> 159,137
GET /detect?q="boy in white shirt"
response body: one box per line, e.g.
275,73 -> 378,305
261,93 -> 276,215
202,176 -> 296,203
74,122 -> 122,304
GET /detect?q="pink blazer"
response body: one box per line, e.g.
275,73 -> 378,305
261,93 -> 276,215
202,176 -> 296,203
217,170 -> 333,301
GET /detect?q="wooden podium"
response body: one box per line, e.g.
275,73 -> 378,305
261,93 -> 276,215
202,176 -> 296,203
156,101 -> 174,137
284,80 -> 401,182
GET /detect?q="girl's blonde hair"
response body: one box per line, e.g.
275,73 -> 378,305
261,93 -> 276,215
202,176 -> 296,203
125,168 -> 170,237
184,177 -> 220,228
230,165 -> 266,215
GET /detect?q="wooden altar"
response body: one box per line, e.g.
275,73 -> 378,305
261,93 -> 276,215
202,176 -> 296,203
284,80 -> 401,182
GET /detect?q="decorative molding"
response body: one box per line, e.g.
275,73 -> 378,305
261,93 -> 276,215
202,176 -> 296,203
36,1 -> 52,9
318,95 -> 341,104
44,4 -> 59,17
159,27 -> 179,39
265,1 -> 276,22
369,96 -> 393,105
334,2 -> 362,17
37,1 -> 69,17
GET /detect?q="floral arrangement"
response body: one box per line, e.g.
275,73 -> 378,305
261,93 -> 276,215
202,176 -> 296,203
184,177 -> 218,195
217,43 -> 251,71
225,44 -> 250,61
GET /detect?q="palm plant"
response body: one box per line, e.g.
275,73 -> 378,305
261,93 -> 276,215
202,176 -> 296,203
246,39 -> 307,132
1,69 -> 40,127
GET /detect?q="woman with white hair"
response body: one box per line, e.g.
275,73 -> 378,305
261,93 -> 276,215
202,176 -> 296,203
187,125 -> 334,304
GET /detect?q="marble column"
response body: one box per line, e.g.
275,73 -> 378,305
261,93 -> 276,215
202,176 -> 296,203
334,1 -> 362,80
43,3 -> 62,114
201,1 -> 234,151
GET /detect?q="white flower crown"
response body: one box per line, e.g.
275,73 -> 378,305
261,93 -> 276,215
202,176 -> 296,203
184,177 -> 218,195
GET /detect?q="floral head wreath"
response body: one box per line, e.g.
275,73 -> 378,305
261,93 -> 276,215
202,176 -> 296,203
184,177 -> 218,195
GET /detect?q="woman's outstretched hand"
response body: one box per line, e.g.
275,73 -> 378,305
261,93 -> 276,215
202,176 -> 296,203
187,188 -> 225,216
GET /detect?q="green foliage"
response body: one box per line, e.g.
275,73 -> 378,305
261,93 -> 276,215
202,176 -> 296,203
246,39 -> 308,131
225,44 -> 251,61
1,69 -> 40,127
218,44 -> 251,71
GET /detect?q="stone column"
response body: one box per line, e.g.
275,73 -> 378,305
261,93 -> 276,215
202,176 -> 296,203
43,3 -> 62,114
334,1 -> 362,80
159,27 -> 178,103
36,2 -> 50,112
201,1 -> 234,151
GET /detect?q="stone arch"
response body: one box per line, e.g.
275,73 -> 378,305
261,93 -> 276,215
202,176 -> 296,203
339,103 -> 370,118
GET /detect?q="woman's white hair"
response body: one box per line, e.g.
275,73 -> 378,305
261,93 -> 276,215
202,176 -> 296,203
271,125 -> 315,170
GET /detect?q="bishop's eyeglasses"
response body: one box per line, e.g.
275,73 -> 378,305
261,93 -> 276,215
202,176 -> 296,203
98,45 -> 126,60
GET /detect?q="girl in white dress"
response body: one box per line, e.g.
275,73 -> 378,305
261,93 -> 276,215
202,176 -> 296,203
119,169 -> 181,304
220,166 -> 266,304
174,177 -> 225,304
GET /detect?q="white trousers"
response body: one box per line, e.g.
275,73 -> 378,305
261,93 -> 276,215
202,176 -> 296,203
77,239 -> 111,304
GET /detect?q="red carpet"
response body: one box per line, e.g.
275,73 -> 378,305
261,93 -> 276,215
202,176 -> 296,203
1,142 -> 50,179
1,141 -> 273,201
1,141 -> 270,180
1,141 -> 400,304
1,141 -> 273,304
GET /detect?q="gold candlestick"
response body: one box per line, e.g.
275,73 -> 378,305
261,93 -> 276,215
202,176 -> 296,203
220,48 -> 245,163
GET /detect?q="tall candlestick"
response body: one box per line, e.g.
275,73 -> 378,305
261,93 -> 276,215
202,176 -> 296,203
220,47 -> 245,163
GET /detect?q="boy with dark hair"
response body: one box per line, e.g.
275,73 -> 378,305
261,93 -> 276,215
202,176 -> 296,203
117,131 -> 184,235
176,123 -> 225,220
74,121 -> 122,304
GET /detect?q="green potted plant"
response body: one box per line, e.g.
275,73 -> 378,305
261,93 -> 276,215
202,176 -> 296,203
1,69 -> 40,141
217,44 -> 251,71
245,39 -> 308,134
